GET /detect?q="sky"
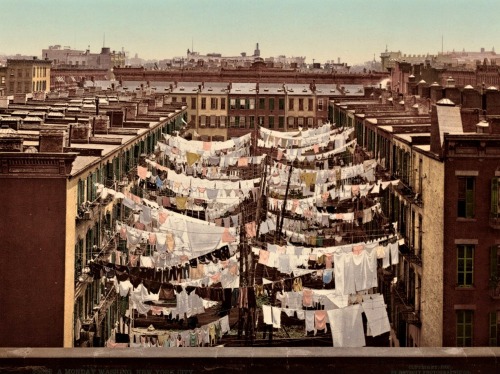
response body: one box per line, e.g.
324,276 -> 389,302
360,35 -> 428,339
1,0 -> 500,65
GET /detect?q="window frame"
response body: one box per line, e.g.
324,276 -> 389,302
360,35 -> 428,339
456,310 -> 473,347
492,177 -> 499,218
457,176 -> 475,219
457,244 -> 474,287
490,311 -> 499,347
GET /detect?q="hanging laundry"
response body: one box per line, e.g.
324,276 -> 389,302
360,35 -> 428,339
245,221 -> 257,238
327,304 -> 366,347
361,294 -> 391,337
137,166 -> 148,179
186,152 -> 201,167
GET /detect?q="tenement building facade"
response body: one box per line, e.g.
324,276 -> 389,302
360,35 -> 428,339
0,88 -> 185,347
333,85 -> 500,347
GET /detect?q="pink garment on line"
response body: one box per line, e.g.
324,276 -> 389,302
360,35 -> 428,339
238,157 -> 249,167
259,250 -> 270,265
222,228 -> 236,243
137,166 -> 148,180
245,221 -> 256,238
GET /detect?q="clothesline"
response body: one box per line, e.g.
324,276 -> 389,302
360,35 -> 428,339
260,293 -> 391,347
118,314 -> 230,348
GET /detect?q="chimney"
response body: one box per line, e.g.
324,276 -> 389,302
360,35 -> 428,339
475,119 -> 489,133
95,97 -> 99,115
462,86 -> 482,109
460,109 -> 480,132
485,86 -> 500,115
138,101 -> 148,115
69,123 -> 91,142
0,125 -> 23,152
39,129 -> 67,153
106,110 -> 124,127
429,82 -> 443,103
92,115 -> 110,133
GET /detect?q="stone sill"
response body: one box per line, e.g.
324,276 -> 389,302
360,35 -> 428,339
456,217 -> 477,223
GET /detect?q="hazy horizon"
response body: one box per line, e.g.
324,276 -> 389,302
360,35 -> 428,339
1,0 -> 499,65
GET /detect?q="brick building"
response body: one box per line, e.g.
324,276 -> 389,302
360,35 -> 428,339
0,58 -> 52,97
42,45 -> 126,80
0,89 -> 186,347
333,85 -> 500,347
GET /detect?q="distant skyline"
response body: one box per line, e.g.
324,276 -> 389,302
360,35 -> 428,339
1,0 -> 500,64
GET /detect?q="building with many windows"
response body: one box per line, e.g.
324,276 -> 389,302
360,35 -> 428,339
333,86 -> 500,347
165,80 -> 365,141
0,58 -> 52,96
0,89 -> 186,347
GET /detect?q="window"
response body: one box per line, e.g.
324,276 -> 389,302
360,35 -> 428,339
211,97 -> 218,110
249,116 -> 255,128
279,98 -> 285,110
458,176 -> 475,218
172,97 -> 177,103
308,98 -> 313,111
492,177 -> 499,218
199,115 -> 206,127
269,98 -> 275,111
85,227 -> 96,263
191,97 -> 196,109
288,98 -> 294,110
221,98 -> 226,110
288,117 -> 295,128
418,214 -> 423,253
220,116 -> 226,127
278,116 -> 284,128
201,97 -> 206,110
299,98 -> 304,111
258,116 -> 265,126
489,312 -> 499,346
457,244 -> 474,287
75,238 -> 84,276
239,99 -> 245,110
239,116 -> 246,128
268,116 -> 274,129
229,116 -> 236,127
230,98 -> 236,110
249,98 -> 255,109
307,117 -> 314,126
259,98 -> 265,110
77,179 -> 85,206
86,173 -> 97,202
318,99 -> 324,111
181,97 -> 186,104
490,245 -> 500,290
297,117 -> 304,126
210,115 -> 216,127
456,310 -> 473,347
